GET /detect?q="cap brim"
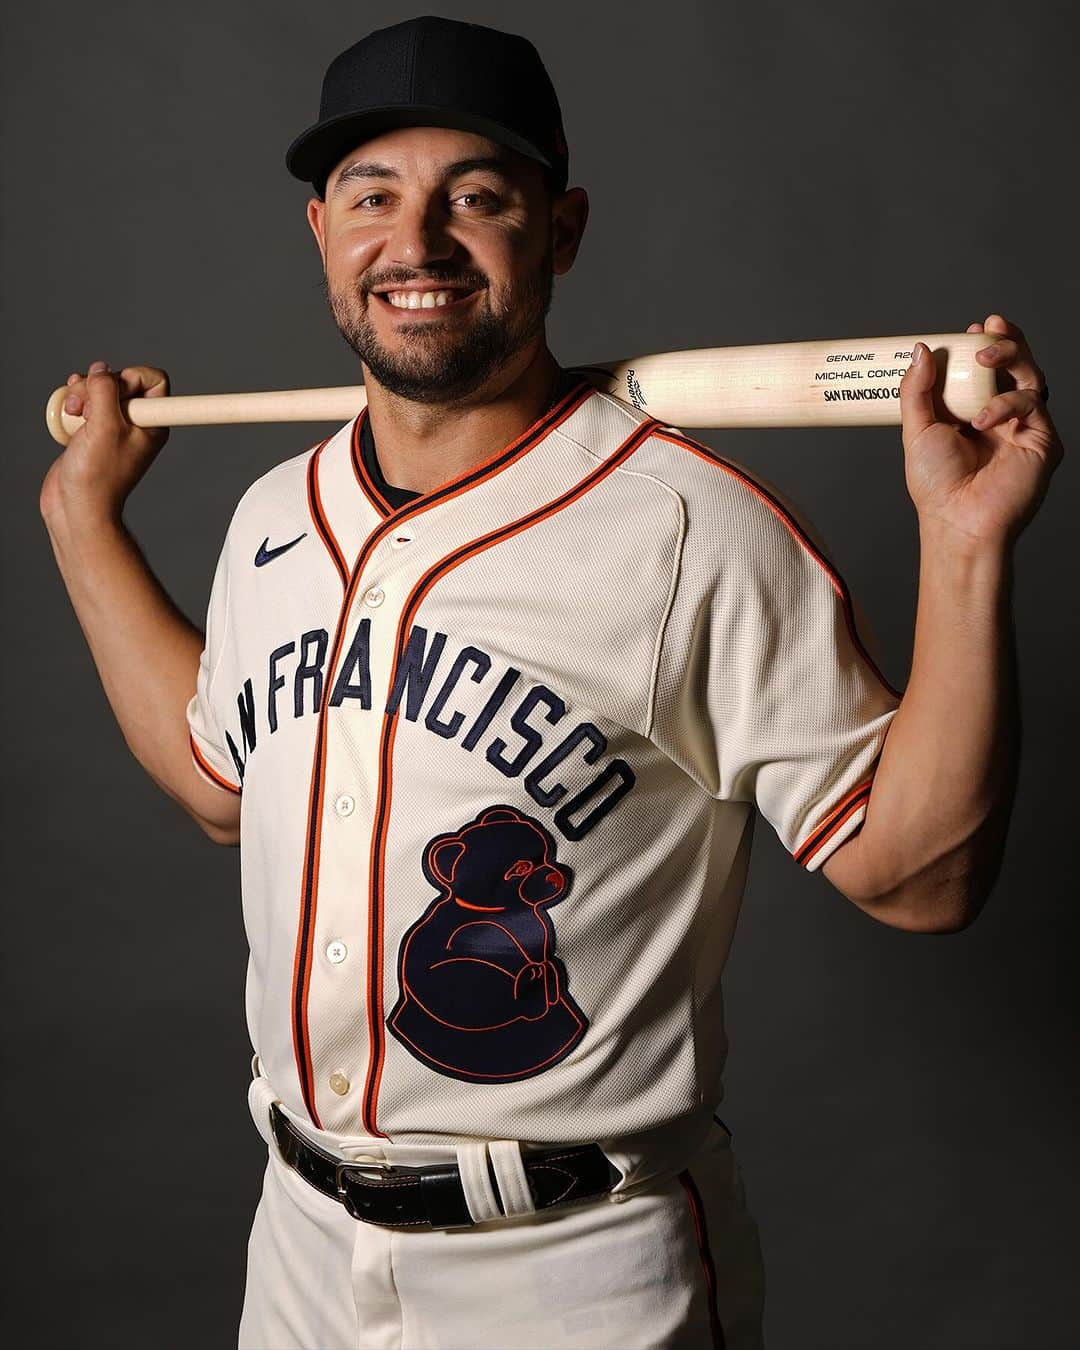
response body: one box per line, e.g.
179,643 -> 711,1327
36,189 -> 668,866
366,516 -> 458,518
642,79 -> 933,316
285,105 -> 557,194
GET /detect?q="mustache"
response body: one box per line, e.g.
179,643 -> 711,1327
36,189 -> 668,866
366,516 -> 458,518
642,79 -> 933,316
362,273 -> 488,295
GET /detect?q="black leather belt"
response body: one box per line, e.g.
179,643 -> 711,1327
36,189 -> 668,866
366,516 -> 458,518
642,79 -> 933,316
269,1101 -> 623,1230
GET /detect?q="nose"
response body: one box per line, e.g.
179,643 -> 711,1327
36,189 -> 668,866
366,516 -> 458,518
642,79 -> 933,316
386,195 -> 460,269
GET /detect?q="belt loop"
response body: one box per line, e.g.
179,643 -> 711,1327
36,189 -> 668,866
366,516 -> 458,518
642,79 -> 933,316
247,1069 -> 280,1154
455,1141 -> 502,1224
487,1140 -> 537,1219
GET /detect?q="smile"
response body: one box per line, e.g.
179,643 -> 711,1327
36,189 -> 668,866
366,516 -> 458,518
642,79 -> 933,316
375,289 -> 480,313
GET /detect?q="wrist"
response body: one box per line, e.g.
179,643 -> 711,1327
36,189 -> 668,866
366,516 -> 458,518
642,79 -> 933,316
42,498 -> 127,552
41,484 -> 125,536
916,517 -> 1013,620
916,514 -> 1013,563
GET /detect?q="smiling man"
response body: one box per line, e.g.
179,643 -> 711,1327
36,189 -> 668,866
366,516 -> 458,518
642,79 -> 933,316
305,121 -> 585,498
39,12 -> 1064,1350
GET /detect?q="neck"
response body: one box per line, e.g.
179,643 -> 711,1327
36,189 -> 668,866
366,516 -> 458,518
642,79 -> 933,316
360,343 -> 562,496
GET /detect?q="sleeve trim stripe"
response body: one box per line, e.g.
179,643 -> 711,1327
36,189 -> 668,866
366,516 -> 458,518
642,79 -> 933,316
189,732 -> 242,795
651,429 -> 903,702
795,777 -> 874,867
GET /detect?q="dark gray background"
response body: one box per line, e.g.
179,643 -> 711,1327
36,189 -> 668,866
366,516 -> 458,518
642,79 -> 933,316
4,2 -> 1077,1346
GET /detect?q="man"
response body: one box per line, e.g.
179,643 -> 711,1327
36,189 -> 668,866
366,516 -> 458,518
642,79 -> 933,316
39,15 -> 1063,1350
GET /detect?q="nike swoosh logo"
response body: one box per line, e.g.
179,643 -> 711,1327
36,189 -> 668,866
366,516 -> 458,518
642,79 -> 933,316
254,532 -> 307,567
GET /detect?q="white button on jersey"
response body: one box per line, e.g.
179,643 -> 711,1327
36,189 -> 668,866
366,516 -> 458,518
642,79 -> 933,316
363,585 -> 385,607
389,532 -> 413,549
334,793 -> 355,817
328,1072 -> 350,1096
326,939 -> 348,964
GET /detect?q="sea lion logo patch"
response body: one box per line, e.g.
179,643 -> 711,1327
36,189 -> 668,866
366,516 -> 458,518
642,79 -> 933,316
386,805 -> 589,1082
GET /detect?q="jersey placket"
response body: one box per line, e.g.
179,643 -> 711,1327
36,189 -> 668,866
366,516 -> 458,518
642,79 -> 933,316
293,384 -> 599,1132
308,529 -> 410,1130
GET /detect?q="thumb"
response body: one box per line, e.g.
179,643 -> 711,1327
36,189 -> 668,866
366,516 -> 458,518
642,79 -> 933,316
899,341 -> 939,443
83,367 -> 128,436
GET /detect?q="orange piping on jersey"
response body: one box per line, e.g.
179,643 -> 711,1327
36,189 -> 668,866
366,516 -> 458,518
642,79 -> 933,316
290,381 -> 595,1132
349,408 -> 396,517
189,732 -> 241,795
287,437 -> 342,1126
678,1169 -> 727,1348
291,581 -> 334,1123
360,416 -> 659,1136
653,431 -> 902,703
351,380 -> 595,527
306,437 -> 348,588
795,776 -> 874,868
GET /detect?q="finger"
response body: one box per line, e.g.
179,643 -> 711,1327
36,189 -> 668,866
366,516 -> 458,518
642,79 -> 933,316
971,387 -> 1045,430
899,341 -> 941,442
974,334 -> 1045,392
64,361 -> 110,413
983,313 -> 1028,345
83,369 -> 128,433
966,321 -> 984,333
64,373 -> 89,414
117,365 -> 170,400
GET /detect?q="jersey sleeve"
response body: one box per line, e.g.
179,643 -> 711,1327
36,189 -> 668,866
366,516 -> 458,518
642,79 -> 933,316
185,535 -> 242,796
653,460 -> 902,872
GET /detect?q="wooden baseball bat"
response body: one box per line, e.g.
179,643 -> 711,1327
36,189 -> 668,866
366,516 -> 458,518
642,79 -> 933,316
44,332 -> 997,446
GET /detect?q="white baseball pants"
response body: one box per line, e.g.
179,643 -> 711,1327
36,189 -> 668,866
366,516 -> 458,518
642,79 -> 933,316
239,1072 -> 767,1349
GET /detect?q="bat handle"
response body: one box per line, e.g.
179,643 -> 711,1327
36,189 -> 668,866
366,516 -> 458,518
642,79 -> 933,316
44,384 -> 153,446
45,383 -> 166,445
45,386 -> 80,446
44,382 -> 371,445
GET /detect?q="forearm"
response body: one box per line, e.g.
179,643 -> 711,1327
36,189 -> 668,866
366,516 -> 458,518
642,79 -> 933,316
41,507 -> 235,836
857,522 -> 1019,927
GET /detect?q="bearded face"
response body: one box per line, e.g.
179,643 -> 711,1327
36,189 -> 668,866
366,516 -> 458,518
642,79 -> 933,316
322,231 -> 555,406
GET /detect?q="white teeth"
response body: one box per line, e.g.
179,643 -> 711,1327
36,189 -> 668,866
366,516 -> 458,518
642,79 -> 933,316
385,289 -> 463,309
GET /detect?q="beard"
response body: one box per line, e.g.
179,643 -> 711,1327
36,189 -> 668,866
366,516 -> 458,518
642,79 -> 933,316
322,239 -> 555,405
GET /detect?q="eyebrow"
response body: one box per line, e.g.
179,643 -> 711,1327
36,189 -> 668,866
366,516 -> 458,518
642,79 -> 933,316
330,155 -> 517,198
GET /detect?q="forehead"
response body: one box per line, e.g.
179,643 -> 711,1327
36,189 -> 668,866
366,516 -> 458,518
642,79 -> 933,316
327,125 -> 536,191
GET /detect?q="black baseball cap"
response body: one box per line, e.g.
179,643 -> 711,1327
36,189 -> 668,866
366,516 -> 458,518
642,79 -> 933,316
284,16 -> 570,200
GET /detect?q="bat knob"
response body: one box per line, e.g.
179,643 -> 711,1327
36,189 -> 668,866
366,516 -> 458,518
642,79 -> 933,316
45,385 -> 82,446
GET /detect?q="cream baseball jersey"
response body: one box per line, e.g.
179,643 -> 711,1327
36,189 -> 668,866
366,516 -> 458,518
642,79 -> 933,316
185,368 -> 900,1149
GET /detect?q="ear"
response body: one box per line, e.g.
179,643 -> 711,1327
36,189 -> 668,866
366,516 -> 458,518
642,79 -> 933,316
551,187 -> 589,276
306,196 -> 328,270
427,836 -> 466,886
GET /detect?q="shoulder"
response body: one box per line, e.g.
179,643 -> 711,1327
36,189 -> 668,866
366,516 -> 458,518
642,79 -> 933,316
231,437 -> 328,522
219,426 -> 345,555
595,403 -> 840,583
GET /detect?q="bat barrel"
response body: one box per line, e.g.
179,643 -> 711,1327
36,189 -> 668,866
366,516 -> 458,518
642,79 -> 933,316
586,333 -> 996,427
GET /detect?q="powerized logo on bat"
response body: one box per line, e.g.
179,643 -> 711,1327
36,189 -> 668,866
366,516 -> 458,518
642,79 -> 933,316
385,805 -> 589,1083
624,368 -> 646,409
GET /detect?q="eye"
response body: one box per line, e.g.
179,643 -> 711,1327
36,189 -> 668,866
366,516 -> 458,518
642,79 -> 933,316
454,190 -> 497,209
351,189 -> 498,212
504,859 -> 533,880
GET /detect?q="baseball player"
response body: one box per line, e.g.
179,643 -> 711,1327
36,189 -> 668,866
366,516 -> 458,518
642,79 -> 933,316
39,14 -> 1062,1350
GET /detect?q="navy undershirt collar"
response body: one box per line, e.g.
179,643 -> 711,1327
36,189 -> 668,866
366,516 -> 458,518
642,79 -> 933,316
359,367 -> 582,510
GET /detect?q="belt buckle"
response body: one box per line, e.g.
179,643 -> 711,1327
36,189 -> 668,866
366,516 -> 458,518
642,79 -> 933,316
334,1153 -> 393,1199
